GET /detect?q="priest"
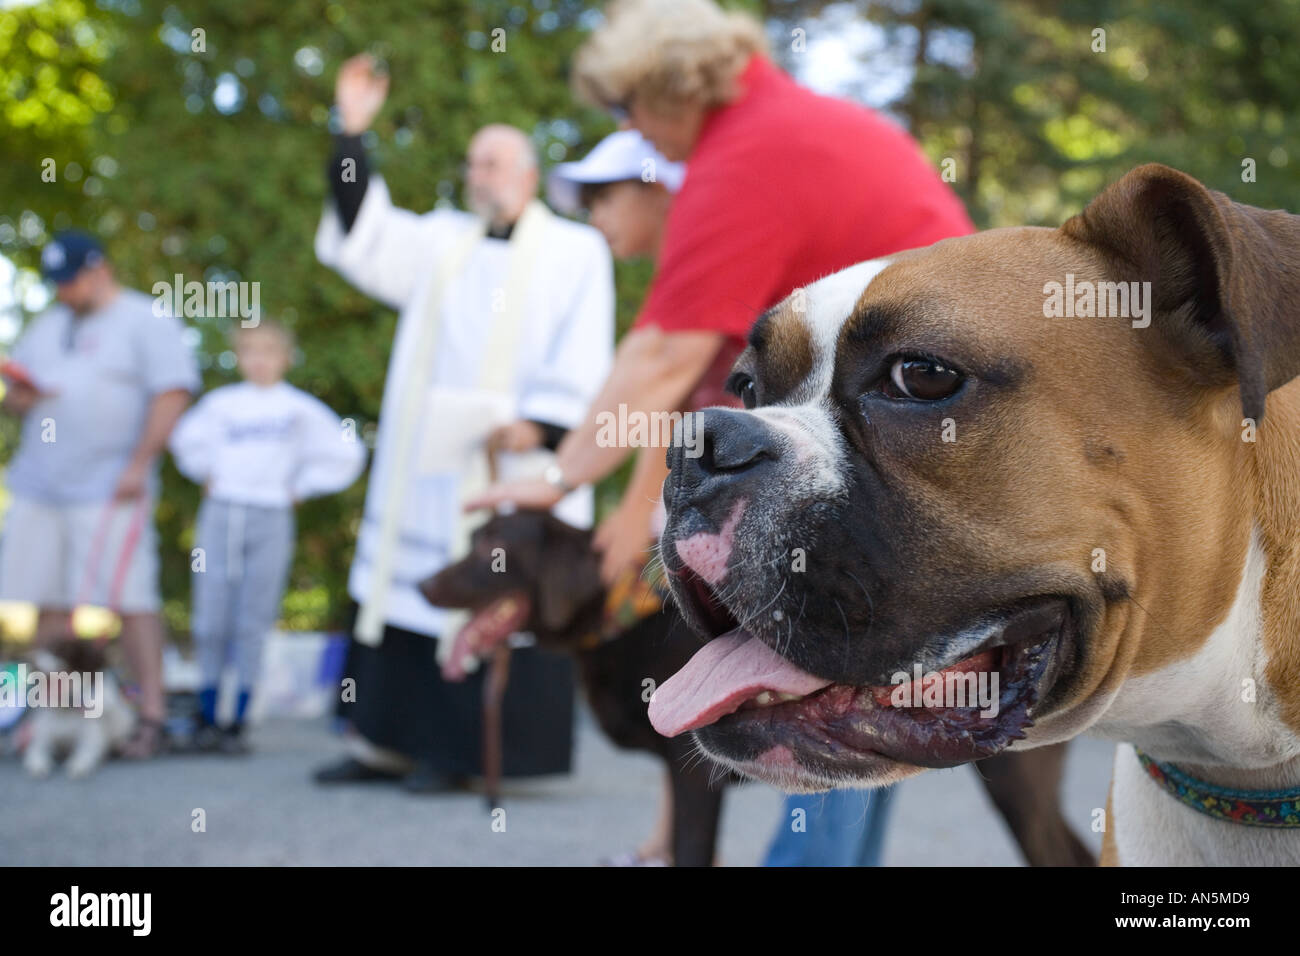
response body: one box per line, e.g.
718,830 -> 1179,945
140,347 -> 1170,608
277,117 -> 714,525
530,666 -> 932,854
312,54 -> 613,792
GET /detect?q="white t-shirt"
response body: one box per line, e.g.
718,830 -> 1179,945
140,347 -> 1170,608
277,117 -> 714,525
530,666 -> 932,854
169,381 -> 366,508
7,288 -> 200,504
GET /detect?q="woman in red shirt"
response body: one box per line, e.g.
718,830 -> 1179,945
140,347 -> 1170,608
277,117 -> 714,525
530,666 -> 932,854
470,0 -> 973,573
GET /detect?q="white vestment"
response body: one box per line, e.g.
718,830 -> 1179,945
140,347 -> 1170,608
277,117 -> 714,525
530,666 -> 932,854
315,176 -> 614,637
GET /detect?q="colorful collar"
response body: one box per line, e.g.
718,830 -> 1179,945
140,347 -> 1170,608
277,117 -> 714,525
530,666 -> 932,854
1135,748 -> 1300,828
577,563 -> 667,650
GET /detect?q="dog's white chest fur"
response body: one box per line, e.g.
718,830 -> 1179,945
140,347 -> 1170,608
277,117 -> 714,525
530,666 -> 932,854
1110,743 -> 1300,864
1097,533 -> 1300,863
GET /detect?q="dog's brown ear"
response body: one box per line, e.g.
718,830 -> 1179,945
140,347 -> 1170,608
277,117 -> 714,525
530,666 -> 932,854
1061,163 -> 1300,422
535,515 -> 604,633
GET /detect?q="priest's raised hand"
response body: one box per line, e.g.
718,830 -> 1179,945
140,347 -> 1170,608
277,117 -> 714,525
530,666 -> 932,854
336,53 -> 390,135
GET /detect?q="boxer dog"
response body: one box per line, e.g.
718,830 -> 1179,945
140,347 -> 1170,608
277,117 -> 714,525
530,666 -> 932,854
648,164 -> 1300,865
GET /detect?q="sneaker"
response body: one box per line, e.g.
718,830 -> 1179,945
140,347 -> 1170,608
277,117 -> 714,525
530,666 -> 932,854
188,721 -> 223,754
218,724 -> 251,756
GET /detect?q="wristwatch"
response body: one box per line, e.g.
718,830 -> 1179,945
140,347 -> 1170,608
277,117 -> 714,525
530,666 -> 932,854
543,463 -> 574,495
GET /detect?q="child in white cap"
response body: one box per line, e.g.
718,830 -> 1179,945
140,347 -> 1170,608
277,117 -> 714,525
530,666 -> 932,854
546,130 -> 686,578
547,129 -> 684,260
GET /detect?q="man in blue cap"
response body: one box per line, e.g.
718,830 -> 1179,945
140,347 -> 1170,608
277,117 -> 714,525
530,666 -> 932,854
1,230 -> 199,758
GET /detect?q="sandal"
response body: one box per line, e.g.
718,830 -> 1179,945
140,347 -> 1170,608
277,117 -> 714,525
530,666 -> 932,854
119,716 -> 168,760
175,721 -> 223,755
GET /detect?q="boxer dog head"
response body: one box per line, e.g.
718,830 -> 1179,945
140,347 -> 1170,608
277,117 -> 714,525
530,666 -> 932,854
650,164 -> 1300,792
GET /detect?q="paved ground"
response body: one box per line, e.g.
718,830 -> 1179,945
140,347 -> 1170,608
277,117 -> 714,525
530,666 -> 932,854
0,705 -> 1114,866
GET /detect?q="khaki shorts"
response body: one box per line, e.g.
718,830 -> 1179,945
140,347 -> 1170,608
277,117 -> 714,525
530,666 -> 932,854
0,494 -> 161,613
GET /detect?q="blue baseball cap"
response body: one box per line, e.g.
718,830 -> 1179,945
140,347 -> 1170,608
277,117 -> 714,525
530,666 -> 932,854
40,230 -> 105,283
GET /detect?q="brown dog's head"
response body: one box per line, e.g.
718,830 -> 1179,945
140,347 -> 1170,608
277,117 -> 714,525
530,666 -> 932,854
31,635 -> 110,677
420,511 -> 605,680
650,164 -> 1300,791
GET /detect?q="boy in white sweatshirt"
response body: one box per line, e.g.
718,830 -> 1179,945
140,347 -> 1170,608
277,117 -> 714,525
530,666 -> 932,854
170,320 -> 365,752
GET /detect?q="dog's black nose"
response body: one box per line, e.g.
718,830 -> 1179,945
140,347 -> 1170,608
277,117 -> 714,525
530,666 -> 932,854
666,408 -> 778,508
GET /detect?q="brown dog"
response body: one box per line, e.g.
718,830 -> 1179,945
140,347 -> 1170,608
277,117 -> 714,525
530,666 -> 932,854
424,511 -> 1092,865
649,164 -> 1300,865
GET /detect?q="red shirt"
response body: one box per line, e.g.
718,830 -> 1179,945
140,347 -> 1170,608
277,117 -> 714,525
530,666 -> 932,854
637,56 -> 975,408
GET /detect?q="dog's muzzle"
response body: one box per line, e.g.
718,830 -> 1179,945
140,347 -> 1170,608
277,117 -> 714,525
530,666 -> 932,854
665,407 -> 776,520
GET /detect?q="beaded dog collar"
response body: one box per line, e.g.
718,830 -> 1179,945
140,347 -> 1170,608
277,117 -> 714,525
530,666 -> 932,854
1135,748 -> 1300,828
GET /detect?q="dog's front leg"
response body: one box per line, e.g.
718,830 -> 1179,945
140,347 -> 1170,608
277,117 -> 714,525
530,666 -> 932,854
975,744 -> 1096,866
23,719 -> 55,778
667,746 -> 726,867
65,719 -> 109,779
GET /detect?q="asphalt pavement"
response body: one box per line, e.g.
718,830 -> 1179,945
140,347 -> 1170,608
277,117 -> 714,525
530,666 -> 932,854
0,705 -> 1114,866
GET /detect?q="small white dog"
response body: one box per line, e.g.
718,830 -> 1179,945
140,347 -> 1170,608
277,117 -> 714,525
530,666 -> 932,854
22,638 -> 136,779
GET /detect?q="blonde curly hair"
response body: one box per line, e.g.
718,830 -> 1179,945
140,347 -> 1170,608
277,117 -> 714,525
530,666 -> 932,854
573,0 -> 769,114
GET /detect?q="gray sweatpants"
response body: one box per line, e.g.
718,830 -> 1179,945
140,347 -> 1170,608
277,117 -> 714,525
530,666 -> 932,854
192,498 -> 295,689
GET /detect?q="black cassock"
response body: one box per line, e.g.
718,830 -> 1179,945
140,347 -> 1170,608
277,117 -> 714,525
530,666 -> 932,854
336,603 -> 576,776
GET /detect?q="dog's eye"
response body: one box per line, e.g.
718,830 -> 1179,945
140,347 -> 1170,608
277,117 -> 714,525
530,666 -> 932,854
883,356 -> 962,401
725,372 -> 759,410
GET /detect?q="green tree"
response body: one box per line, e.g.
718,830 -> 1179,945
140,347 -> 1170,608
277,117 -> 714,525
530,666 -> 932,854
9,0 -> 1300,639
2,0 -> 632,635
763,0 -> 1300,225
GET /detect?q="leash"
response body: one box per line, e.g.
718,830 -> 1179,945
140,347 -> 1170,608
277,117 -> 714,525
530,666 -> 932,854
77,497 -> 149,615
1135,748 -> 1300,828
576,560 -> 668,650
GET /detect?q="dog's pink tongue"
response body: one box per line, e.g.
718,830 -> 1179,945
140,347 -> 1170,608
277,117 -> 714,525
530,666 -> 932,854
648,632 -> 833,738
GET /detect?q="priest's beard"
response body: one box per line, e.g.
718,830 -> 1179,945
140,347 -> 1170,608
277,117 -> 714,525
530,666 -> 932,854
468,184 -> 527,227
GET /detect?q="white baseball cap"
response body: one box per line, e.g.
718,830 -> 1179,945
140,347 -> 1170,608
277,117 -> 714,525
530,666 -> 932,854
547,130 -> 686,215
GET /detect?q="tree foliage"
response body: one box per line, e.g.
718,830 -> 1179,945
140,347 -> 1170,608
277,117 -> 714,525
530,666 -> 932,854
5,0 -> 1300,634
763,0 -> 1300,224
3,0 -> 625,633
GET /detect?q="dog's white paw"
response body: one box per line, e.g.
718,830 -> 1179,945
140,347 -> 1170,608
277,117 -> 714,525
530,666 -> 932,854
65,758 -> 98,779
24,755 -> 53,778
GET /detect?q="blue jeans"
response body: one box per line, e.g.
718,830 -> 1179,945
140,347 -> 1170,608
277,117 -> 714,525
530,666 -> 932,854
762,785 -> 897,867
